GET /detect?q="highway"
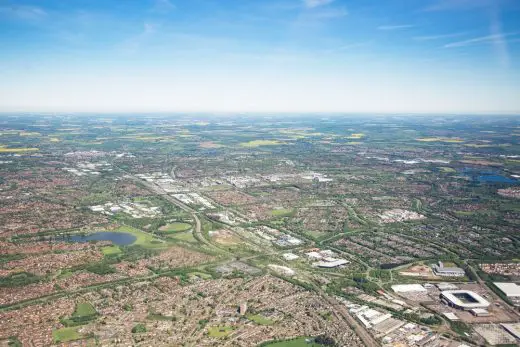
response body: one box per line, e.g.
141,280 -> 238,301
128,173 -> 379,346
126,175 -> 228,254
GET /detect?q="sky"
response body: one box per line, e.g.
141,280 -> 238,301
1,0 -> 520,114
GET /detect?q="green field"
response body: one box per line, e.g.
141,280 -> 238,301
115,226 -> 166,248
247,313 -> 274,325
271,208 -> 294,217
60,302 -> 97,327
159,222 -> 192,232
169,231 -> 198,243
101,245 -> 122,255
52,327 -> 82,343
0,147 -> 39,153
208,326 -> 235,338
416,137 -> 464,143
189,271 -> 213,280
74,302 -> 97,317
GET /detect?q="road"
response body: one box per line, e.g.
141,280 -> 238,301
129,174 -> 379,345
127,175 -> 228,254
319,292 -> 380,347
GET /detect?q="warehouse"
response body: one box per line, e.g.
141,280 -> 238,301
493,283 -> 520,306
391,284 -> 426,293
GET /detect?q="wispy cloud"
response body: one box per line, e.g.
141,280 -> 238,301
378,25 -> 414,31
324,41 -> 371,54
489,4 -> 510,67
426,0 -> 513,67
0,4 -> 47,20
304,0 -> 335,9
151,0 -> 175,14
444,33 -> 516,48
413,32 -> 468,41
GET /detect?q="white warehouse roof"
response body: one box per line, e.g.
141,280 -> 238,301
391,284 -> 426,293
494,283 -> 520,297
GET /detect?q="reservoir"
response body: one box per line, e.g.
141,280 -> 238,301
476,174 -> 518,184
57,232 -> 136,245
461,168 -> 518,184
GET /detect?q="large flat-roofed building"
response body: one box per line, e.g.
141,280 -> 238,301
391,284 -> 426,293
440,290 -> 490,310
432,261 -> 465,277
493,282 -> 520,306
470,308 -> 490,317
313,258 -> 349,268
501,323 -> 520,340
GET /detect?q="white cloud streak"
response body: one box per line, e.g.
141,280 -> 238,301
444,33 -> 516,48
378,25 -> 414,31
489,4 -> 510,67
413,32 -> 467,41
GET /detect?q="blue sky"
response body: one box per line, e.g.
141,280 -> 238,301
1,0 -> 519,113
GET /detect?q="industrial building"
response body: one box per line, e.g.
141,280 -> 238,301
354,306 -> 392,329
443,312 -> 460,321
493,282 -> 520,306
391,284 -> 426,293
501,323 -> 520,341
440,290 -> 490,310
470,308 -> 490,317
313,259 -> 349,268
436,283 -> 458,291
432,261 -> 465,277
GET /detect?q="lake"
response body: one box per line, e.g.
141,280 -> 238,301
57,232 -> 136,245
461,168 -> 518,184
477,174 -> 518,184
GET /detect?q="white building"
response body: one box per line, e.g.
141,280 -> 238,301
314,259 -> 349,268
391,284 -> 427,293
355,307 -> 392,328
494,283 -> 520,306
493,283 -> 520,298
432,261 -> 465,277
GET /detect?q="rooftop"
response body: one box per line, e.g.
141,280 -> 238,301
493,282 -> 520,297
443,312 -> 459,321
441,290 -> 490,309
391,284 -> 426,293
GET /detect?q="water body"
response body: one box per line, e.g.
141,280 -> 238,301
477,175 -> 518,184
57,232 -> 136,245
461,168 -> 518,184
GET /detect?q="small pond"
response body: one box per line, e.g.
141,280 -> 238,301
57,232 -> 136,245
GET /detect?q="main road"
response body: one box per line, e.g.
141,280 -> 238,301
127,174 -> 378,346
126,175 -> 228,254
